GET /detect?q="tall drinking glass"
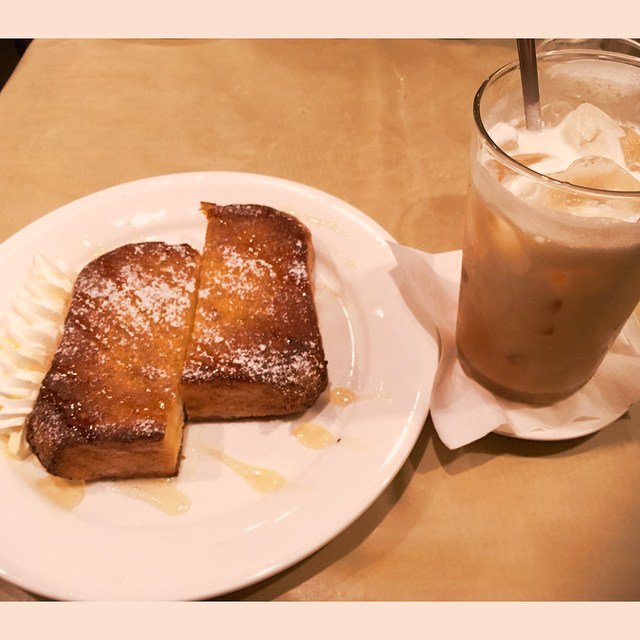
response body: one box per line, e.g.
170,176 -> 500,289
456,50 -> 640,405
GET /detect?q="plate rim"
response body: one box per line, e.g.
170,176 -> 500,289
0,170 -> 396,255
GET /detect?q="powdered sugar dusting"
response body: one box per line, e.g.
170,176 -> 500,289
229,343 -> 322,386
72,244 -> 197,340
182,204 -> 328,405
185,335 -> 325,387
27,242 -> 200,471
288,259 -> 307,286
210,246 -> 278,300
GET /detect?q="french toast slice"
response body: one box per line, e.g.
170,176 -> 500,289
26,242 -> 200,481
181,203 -> 328,419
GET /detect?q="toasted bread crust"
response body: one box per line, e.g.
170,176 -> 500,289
181,203 -> 328,419
26,242 -> 200,481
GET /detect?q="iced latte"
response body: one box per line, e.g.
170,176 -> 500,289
457,51 -> 640,404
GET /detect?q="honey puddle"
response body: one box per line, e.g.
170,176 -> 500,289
329,387 -> 357,406
290,387 -> 358,450
33,476 -> 85,510
292,422 -> 335,450
109,477 -> 190,516
205,447 -> 285,494
1,436 -> 86,509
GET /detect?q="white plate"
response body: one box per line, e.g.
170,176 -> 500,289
0,172 -> 437,601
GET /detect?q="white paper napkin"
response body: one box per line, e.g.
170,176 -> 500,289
390,243 -> 640,449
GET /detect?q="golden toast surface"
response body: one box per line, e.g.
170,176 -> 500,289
26,242 -> 200,481
181,203 -> 328,419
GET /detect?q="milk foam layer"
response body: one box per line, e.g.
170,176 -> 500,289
488,103 -> 640,222
0,256 -> 75,458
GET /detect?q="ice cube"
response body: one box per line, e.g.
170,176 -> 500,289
541,101 -> 574,127
530,156 -> 640,222
621,125 -> 640,170
484,157 -> 521,185
551,156 -> 640,191
560,103 -> 625,161
512,153 -> 552,168
485,159 -> 508,182
490,122 -> 518,153
538,157 -> 640,220
483,209 -> 530,274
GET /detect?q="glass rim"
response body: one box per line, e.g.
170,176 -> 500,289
537,37 -> 640,54
473,49 -> 640,198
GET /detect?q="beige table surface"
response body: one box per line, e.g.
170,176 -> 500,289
1,39 -> 639,602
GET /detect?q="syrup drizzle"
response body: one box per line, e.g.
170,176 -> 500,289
109,477 -> 190,516
329,387 -> 358,406
205,447 -> 285,493
291,388 -> 357,450
3,436 -> 191,515
33,476 -> 85,510
2,436 -> 86,509
292,422 -> 335,450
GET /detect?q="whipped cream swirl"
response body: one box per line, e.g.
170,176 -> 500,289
0,256 -> 75,458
